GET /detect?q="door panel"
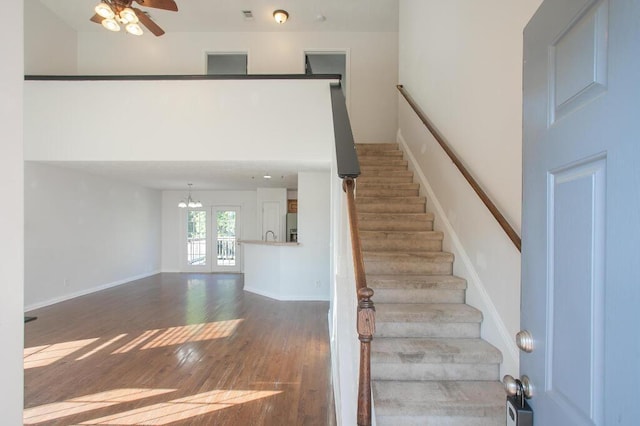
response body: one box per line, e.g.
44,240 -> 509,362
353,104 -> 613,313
213,207 -> 240,272
184,209 -> 210,272
523,0 -> 639,424
546,158 -> 605,424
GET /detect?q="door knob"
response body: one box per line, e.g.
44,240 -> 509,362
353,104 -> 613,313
516,330 -> 534,353
503,374 -> 533,399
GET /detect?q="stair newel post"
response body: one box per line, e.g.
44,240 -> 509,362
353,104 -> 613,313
357,287 -> 375,426
343,177 -> 375,426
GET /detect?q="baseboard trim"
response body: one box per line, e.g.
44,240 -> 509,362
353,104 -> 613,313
244,286 -> 329,302
24,270 -> 161,313
397,130 -> 519,375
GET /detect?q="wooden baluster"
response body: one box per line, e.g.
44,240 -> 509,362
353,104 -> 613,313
357,287 -> 375,426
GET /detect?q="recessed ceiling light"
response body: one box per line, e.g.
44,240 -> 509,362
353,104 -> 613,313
263,174 -> 272,179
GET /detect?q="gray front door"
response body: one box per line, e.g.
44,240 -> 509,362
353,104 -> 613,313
522,0 -> 639,424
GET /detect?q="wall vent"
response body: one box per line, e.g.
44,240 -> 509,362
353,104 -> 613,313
242,10 -> 254,20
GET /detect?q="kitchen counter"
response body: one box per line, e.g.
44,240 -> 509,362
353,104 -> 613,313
238,240 -> 299,247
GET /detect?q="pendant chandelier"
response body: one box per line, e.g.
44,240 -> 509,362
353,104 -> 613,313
178,183 -> 203,208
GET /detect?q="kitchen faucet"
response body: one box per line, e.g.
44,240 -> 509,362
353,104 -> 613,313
264,230 -> 276,241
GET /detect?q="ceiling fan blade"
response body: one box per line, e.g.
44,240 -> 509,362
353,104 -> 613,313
133,8 -> 166,36
90,13 -> 104,24
133,0 -> 178,12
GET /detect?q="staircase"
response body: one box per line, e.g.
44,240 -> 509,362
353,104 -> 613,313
355,143 -> 505,425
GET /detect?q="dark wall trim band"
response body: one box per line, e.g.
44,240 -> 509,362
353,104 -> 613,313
25,74 -> 341,81
330,83 -> 360,179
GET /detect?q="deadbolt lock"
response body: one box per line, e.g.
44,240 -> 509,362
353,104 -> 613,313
516,330 -> 534,353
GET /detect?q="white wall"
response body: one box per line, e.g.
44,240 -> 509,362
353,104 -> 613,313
75,31 -> 398,143
24,162 -> 162,310
399,0 -> 541,230
398,0 -> 542,376
282,172 -> 331,298
0,0 -> 24,420
161,190 -> 258,272
24,0 -> 77,74
24,79 -> 335,164
244,172 -> 331,301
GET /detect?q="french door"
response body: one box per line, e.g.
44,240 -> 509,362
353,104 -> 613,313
183,206 -> 241,273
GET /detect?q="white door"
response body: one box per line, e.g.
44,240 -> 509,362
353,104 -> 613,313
182,206 -> 241,272
522,0 -> 639,425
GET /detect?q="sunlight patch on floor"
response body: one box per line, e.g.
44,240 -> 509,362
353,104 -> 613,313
24,338 -> 99,369
76,334 -> 127,360
79,390 -> 282,425
23,388 -> 175,424
140,319 -> 244,350
24,320 -> 244,368
111,330 -> 160,354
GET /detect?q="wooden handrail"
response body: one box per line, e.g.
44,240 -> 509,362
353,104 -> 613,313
343,177 -> 375,426
331,82 -> 374,425
397,84 -> 522,252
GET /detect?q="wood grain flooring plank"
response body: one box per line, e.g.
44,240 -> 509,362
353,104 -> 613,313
24,273 -> 335,425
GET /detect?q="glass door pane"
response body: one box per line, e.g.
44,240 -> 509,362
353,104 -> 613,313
187,211 -> 207,266
216,210 -> 236,266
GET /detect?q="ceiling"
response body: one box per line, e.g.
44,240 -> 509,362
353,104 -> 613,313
41,160 -> 330,191
39,0 -> 399,33
30,1 -> 398,191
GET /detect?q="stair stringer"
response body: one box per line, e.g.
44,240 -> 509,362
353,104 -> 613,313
397,129 -> 519,378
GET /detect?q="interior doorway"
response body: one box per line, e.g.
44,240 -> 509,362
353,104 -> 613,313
183,206 -> 241,273
305,51 -> 349,103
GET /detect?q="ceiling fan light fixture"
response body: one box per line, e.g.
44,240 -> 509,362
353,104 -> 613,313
120,8 -> 139,24
126,23 -> 144,35
95,2 -> 115,19
273,10 -> 289,24
102,18 -> 120,32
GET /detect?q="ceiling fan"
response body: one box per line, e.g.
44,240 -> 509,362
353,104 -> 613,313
90,0 -> 178,37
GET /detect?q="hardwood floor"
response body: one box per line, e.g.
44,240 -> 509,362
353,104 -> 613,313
24,273 -> 335,425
